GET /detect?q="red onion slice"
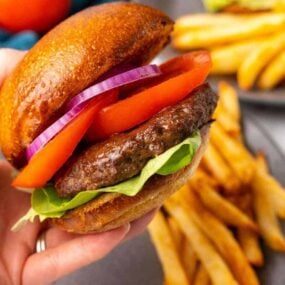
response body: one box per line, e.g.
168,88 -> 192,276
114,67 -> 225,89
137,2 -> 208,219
26,102 -> 88,160
26,64 -> 161,160
66,64 -> 161,109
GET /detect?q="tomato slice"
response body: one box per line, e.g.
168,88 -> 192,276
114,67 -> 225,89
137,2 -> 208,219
86,51 -> 211,142
12,90 -> 118,189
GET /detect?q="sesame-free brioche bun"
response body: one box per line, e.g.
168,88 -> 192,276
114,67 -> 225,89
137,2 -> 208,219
0,2 -> 173,168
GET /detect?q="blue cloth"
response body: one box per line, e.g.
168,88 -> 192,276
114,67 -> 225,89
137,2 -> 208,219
0,30 -> 39,50
0,0 -> 121,50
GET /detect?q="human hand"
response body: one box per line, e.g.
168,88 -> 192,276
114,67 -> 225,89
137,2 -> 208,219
0,49 -> 156,285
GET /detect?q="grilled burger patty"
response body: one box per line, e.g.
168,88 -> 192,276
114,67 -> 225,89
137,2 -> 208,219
55,83 -> 217,197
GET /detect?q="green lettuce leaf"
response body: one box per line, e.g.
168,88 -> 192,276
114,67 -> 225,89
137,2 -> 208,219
12,132 -> 200,231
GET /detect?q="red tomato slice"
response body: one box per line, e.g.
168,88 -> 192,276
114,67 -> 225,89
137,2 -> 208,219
12,90 -> 118,189
86,51 -> 211,142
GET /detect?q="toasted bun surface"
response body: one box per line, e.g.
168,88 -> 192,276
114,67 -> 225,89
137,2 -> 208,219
52,125 -> 210,233
0,2 -> 173,167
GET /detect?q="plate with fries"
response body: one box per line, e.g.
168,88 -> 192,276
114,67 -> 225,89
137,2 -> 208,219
148,0 -> 285,106
58,80 -> 285,285
148,82 -> 285,285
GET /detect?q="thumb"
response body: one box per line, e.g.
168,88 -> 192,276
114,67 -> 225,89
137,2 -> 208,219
0,48 -> 26,86
22,224 -> 130,285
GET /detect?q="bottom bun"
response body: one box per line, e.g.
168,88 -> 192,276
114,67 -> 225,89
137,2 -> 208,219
52,125 -> 210,233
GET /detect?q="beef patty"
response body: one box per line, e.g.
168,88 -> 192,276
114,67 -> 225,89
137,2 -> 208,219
55,83 -> 217,197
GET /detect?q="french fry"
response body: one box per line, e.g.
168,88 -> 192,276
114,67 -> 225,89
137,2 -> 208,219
174,13 -> 246,35
173,13 -> 285,50
258,49 -> 285,89
181,239 -> 198,284
237,227 -> 264,267
226,192 -> 252,211
193,263 -> 211,285
255,151 -> 268,172
216,112 -> 240,137
178,188 -> 259,285
218,81 -> 240,122
190,166 -> 219,187
255,157 -> 285,219
191,176 -> 259,231
148,211 -> 188,285
167,216 -> 184,253
210,123 -> 255,184
214,103 -> 241,137
211,39 -> 261,74
202,143 -> 240,193
165,195 -> 238,285
275,0 -> 285,11
263,175 -> 285,219
238,31 -> 285,90
252,167 -> 285,252
237,208 -> 264,267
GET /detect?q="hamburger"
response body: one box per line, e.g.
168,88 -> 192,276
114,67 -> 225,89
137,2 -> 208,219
0,2 -> 218,233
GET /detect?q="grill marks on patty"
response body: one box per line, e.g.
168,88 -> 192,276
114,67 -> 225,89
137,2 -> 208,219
55,83 -> 218,197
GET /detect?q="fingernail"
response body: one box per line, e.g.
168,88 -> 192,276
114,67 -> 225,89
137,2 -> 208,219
125,223 -> 131,233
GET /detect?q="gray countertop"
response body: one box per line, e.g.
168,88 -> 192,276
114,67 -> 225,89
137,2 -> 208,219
241,104 -> 285,154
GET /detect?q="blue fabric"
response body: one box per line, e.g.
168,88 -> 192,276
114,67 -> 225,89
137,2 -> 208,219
0,31 -> 39,50
0,0 -> 121,50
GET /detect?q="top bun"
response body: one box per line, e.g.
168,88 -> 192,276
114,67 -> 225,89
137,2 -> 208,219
0,2 -> 173,167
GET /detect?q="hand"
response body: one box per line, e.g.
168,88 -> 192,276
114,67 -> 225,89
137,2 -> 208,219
0,49 -> 156,285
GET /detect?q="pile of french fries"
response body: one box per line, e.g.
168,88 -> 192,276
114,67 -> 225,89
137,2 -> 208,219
148,81 -> 285,285
172,13 -> 285,90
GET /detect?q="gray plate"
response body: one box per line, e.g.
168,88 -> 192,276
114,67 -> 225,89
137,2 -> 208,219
57,110 -> 285,285
138,0 -> 285,107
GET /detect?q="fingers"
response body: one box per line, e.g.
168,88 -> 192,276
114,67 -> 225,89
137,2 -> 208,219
44,227 -> 82,249
23,206 -> 157,285
0,48 -> 26,85
44,207 -> 158,250
0,160 -> 14,188
0,161 -> 15,192
22,224 -> 130,285
44,208 -> 158,250
124,208 -> 158,241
